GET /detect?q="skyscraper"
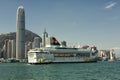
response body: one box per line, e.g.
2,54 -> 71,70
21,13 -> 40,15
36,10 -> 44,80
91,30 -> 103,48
16,6 -> 25,60
11,39 -> 16,59
42,29 -> 48,47
3,39 -> 8,59
7,40 -> 12,58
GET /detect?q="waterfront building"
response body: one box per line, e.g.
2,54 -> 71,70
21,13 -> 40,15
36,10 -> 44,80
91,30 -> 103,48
2,39 -> 9,59
7,40 -> 12,58
42,29 -> 48,47
27,42 -> 32,50
98,50 -> 109,61
41,30 -> 60,47
0,48 -> 2,58
25,41 -> 32,58
25,43 -> 28,58
2,39 -> 16,59
32,37 -> 41,49
61,40 -> 67,47
0,42 -> 2,48
16,6 -> 25,60
11,39 -> 16,59
109,49 -> 116,61
98,50 -> 116,61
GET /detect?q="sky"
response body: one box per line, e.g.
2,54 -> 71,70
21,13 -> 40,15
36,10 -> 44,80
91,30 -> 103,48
0,0 -> 120,56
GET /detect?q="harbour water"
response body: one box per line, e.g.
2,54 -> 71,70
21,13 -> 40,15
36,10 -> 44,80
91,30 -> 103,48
0,61 -> 120,80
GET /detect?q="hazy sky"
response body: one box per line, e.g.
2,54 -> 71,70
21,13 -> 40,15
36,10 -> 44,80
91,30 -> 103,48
0,0 -> 120,51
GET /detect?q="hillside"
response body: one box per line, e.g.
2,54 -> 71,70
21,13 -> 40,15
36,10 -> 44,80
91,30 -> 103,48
0,30 -> 42,48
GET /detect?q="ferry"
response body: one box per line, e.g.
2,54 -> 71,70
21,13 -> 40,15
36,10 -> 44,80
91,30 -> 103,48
28,46 -> 98,64
27,31 -> 98,64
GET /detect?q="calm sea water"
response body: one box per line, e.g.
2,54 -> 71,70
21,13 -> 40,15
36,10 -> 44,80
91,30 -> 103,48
0,61 -> 120,80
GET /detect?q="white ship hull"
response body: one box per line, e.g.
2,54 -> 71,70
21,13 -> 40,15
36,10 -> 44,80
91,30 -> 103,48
28,47 -> 98,64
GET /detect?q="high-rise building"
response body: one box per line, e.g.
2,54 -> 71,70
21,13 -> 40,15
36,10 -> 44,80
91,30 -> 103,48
3,39 -> 9,59
0,49 -> 2,58
16,6 -> 25,59
25,41 -> 32,58
32,37 -> 41,49
61,41 -> 67,47
7,40 -> 12,58
2,39 -> 16,59
42,29 -> 48,47
11,39 -> 16,59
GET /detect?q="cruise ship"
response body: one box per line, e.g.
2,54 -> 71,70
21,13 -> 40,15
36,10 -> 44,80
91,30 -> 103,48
28,47 -> 98,64
28,35 -> 98,64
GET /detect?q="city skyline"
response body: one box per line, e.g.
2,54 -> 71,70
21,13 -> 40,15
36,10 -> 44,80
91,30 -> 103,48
0,0 -> 120,51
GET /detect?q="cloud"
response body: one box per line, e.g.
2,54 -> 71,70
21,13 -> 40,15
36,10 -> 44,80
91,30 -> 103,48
105,2 -> 117,9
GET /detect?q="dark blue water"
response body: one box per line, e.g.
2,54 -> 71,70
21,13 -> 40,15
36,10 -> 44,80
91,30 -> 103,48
0,61 -> 120,80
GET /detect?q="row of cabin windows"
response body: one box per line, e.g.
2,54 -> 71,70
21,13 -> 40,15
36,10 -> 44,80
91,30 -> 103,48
54,53 -> 74,57
34,52 -> 90,57
54,53 -> 90,57
76,53 -> 90,57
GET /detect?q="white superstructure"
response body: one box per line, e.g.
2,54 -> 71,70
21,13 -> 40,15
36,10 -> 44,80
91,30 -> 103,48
28,46 -> 98,64
28,30 -> 98,64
